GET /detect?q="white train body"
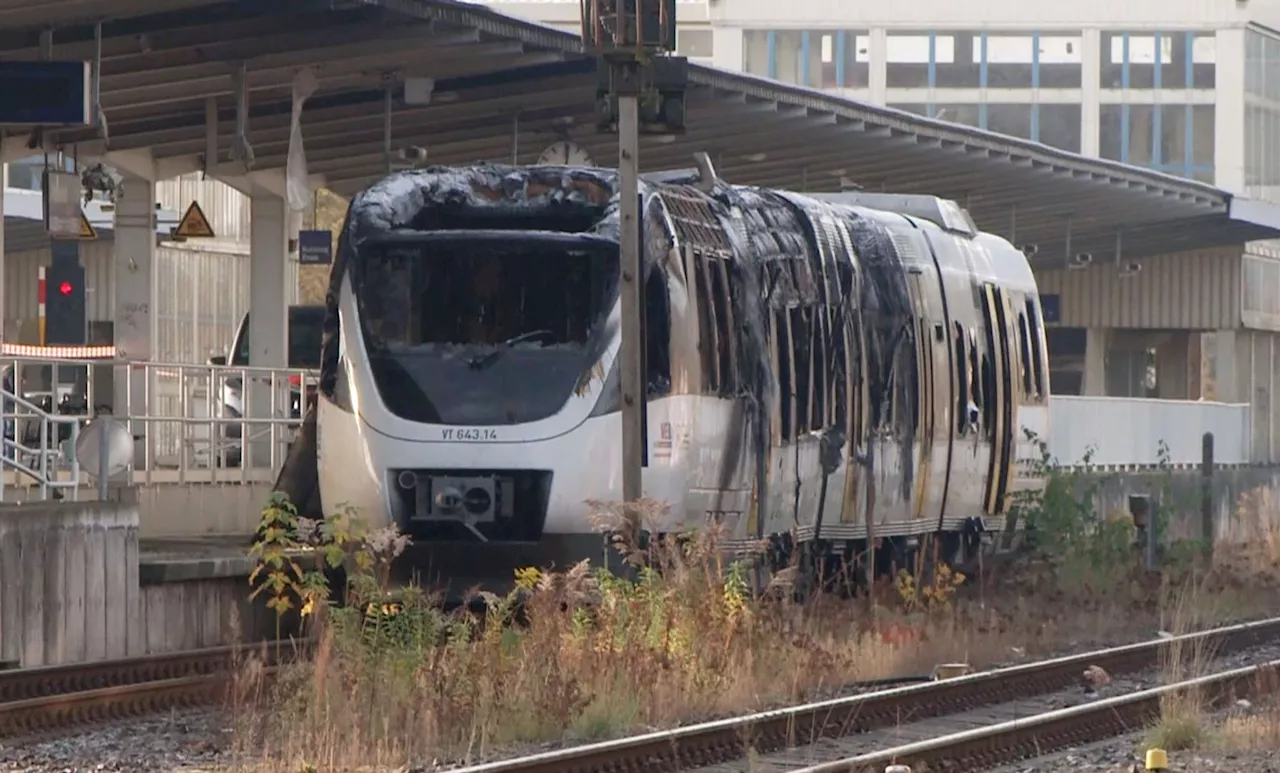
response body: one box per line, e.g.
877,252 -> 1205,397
303,166 -> 1051,589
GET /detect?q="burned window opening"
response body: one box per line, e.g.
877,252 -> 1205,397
969,328 -> 983,433
692,250 -> 721,392
980,351 -> 996,441
353,236 -> 619,426
775,310 -> 796,442
791,307 -> 814,435
954,321 -> 970,435
834,317 -> 854,434
692,249 -> 740,397
645,269 -> 672,396
712,258 -> 737,394
1016,310 -> 1034,399
813,310 -> 832,430
1025,298 -> 1046,402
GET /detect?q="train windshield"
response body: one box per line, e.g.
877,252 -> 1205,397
354,235 -> 620,426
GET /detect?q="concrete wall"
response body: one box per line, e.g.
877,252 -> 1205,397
0,499 -> 141,668
1077,465 -> 1280,546
138,576 -> 277,653
136,482 -> 272,538
0,495 -> 281,668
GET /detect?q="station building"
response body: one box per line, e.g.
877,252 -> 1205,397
478,0 -> 1280,463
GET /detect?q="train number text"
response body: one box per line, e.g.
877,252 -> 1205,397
441,428 -> 498,441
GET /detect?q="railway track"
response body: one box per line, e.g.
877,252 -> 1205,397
788,659 -> 1280,773
443,616 -> 1280,773
3,616 -> 1280,764
0,639 -> 311,738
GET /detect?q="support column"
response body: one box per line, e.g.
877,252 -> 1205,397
113,177 -> 156,420
1215,329 -> 1238,402
1083,327 -> 1108,396
1080,30 -> 1101,158
1214,29 -> 1245,192
247,192 -> 289,470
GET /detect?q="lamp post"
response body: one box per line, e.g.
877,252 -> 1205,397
579,0 -> 687,530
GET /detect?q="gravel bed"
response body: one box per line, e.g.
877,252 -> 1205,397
2,631 -> 1276,773
989,706 -> 1280,773
0,710 -> 230,773
697,642 -> 1280,773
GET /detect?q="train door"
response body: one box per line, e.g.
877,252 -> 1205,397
905,269 -> 953,527
684,245 -> 756,539
892,227 -> 954,529
978,283 -> 1018,515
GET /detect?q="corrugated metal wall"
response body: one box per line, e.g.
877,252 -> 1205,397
155,244 -> 251,363
155,174 -> 251,248
1035,247 -> 1241,330
3,240 -> 251,363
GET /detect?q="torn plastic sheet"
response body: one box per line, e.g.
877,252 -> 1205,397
286,67 -> 319,212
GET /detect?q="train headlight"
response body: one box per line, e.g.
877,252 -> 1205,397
435,486 -> 464,513
463,487 -> 492,515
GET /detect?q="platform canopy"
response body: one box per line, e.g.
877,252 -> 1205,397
2,0 -> 1278,264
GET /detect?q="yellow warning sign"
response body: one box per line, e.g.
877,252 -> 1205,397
174,201 -> 216,238
78,210 -> 97,240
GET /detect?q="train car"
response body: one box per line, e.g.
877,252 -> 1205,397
277,163 -> 1050,593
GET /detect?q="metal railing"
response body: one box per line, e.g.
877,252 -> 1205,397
0,356 -> 317,492
0,387 -> 83,500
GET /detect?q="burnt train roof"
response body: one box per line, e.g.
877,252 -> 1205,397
344,163 -> 1016,258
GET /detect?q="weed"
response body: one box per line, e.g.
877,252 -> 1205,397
234,478 -> 1280,772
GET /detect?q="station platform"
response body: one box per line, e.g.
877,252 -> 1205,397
139,536 -> 258,584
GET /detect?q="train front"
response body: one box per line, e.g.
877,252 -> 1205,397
314,166 -> 631,591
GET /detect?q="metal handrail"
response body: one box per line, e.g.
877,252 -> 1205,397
0,356 -> 319,490
0,387 -> 82,500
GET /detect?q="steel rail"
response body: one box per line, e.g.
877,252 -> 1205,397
791,659 -> 1280,773
0,638 -> 313,703
442,616 -> 1280,773
0,639 -> 310,739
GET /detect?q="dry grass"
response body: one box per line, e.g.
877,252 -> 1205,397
1216,700 -> 1280,750
1141,583 -> 1221,753
229,494 -> 1280,773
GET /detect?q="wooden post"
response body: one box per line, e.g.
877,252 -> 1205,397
1200,432 -> 1214,568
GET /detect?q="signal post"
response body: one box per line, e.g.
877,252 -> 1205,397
579,0 -> 687,534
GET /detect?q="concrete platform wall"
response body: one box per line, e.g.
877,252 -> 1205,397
137,482 -> 271,538
139,576 -> 278,653
0,500 -> 141,668
1073,466 -> 1280,546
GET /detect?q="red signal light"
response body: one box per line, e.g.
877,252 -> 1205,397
58,281 -> 73,296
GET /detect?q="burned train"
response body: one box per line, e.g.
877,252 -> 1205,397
282,163 -> 1050,590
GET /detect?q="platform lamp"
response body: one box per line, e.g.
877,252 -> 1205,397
578,0 -> 688,541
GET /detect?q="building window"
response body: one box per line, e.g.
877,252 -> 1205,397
1037,34 -> 1083,88
1243,255 -> 1280,316
984,33 -> 1034,88
886,31 -> 936,88
886,30 -> 1084,90
1246,102 -> 1280,189
1100,103 -> 1214,180
743,28 -> 870,89
1038,103 -> 1082,152
676,29 -> 713,59
936,31 -> 982,88
987,104 -> 1033,140
1245,30 -> 1279,101
1101,31 -> 1216,89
